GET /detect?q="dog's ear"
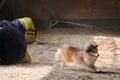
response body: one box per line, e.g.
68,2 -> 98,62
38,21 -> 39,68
86,44 -> 98,52
86,48 -> 91,53
87,44 -> 98,52
95,45 -> 98,47
86,44 -> 93,53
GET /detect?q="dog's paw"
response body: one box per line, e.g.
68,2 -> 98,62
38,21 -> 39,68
91,68 -> 100,73
96,68 -> 100,72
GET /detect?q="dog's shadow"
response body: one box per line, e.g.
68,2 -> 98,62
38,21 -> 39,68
91,71 -> 120,75
67,68 -> 120,75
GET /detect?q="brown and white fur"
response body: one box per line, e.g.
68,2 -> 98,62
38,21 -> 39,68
55,41 -> 100,72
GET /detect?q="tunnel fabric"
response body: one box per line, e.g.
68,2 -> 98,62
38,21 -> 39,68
0,20 -> 26,64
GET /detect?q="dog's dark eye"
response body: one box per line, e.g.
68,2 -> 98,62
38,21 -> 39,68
92,49 -> 96,53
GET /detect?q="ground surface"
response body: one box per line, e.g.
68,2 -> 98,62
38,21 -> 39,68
0,25 -> 120,80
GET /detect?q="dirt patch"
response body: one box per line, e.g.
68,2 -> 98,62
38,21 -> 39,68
0,25 -> 120,80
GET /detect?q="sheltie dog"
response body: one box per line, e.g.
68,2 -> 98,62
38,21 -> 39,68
55,41 -> 100,72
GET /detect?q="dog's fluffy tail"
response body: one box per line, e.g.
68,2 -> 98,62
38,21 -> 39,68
55,48 -> 62,61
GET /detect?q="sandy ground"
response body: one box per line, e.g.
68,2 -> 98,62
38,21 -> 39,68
0,25 -> 120,80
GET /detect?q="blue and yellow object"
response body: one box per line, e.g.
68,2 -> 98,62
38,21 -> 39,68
0,20 -> 27,64
22,51 -> 31,63
16,17 -> 36,44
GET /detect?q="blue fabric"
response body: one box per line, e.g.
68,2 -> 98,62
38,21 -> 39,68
0,20 -> 26,65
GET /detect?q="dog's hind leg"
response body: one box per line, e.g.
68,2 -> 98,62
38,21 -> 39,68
55,48 -> 61,61
61,61 -> 65,68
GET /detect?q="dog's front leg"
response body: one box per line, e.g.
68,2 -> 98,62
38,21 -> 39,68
83,63 -> 100,72
89,65 -> 100,72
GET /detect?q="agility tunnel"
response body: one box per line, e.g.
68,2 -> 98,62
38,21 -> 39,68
16,17 -> 36,44
0,20 -> 27,65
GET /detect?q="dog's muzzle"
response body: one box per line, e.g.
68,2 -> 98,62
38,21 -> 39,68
94,53 -> 99,58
